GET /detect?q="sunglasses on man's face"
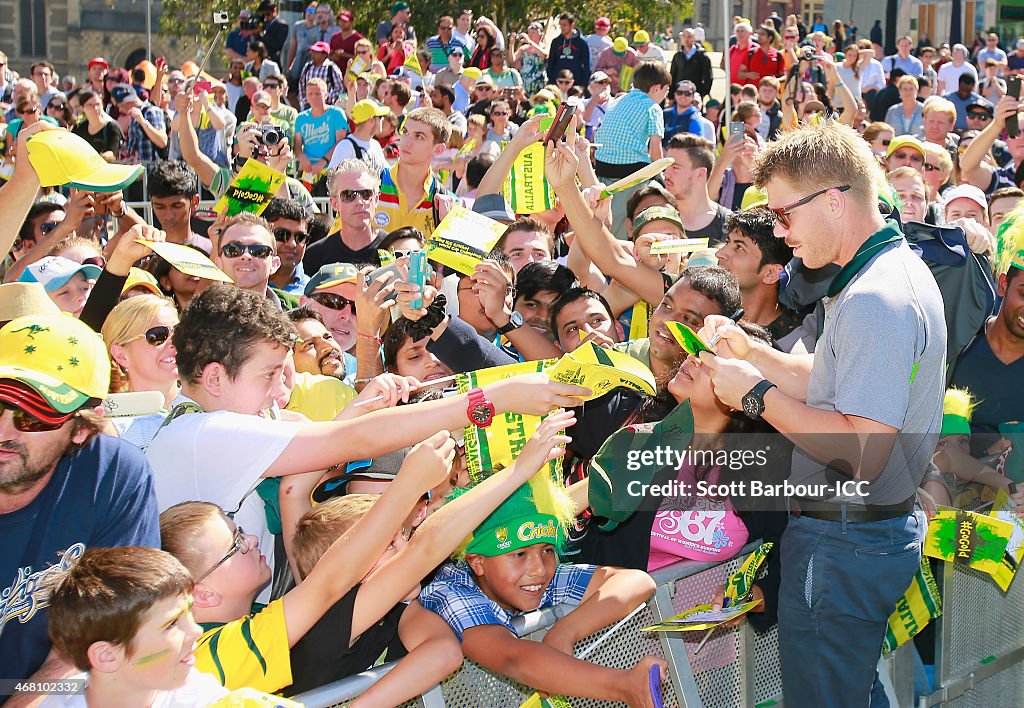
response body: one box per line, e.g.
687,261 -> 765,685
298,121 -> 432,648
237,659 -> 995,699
676,90 -> 694,96
0,400 -> 70,433
337,188 -> 376,203
311,291 -> 356,312
768,185 -> 851,229
264,83 -> 280,89
221,242 -> 275,259
39,221 -> 61,235
274,227 -> 309,244
967,112 -> 991,121
129,325 -> 173,346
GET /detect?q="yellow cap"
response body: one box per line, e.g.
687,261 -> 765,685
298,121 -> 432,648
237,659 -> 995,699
462,67 -> 483,80
121,267 -> 163,296
633,30 -> 651,45
0,314 -> 111,412
613,37 -> 629,53
26,130 -> 144,193
885,135 -> 926,160
351,99 -> 390,124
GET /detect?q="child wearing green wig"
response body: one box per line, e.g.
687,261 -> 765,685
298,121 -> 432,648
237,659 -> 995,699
418,457 -> 667,706
930,387 -> 1012,506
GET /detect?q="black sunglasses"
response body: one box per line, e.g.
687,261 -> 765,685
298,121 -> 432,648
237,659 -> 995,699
48,102 -> 66,110
337,189 -> 376,203
39,222 -> 61,235
221,242 -> 275,259
676,90 -> 693,96
967,112 -> 991,120
131,325 -> 173,346
274,227 -> 308,244
311,291 -> 356,312
0,400 -> 69,432
880,139 -> 892,146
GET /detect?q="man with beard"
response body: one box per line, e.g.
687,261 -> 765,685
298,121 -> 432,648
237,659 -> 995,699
264,198 -> 310,294
0,314 -> 159,698
288,306 -> 348,380
300,263 -> 359,385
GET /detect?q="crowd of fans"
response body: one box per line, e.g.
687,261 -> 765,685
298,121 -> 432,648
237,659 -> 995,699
1,3 -> 1023,707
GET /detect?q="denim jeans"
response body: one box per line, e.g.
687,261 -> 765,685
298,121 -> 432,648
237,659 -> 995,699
778,508 -> 926,708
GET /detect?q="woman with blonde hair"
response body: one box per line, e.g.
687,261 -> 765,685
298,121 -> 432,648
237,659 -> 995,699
101,294 -> 184,448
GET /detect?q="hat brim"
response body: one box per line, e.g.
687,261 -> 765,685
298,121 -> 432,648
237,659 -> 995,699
0,367 -> 91,413
313,278 -> 357,292
28,263 -> 104,292
67,163 -> 145,193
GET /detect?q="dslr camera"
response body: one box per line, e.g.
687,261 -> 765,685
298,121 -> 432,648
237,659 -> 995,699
799,46 -> 815,62
240,16 -> 262,30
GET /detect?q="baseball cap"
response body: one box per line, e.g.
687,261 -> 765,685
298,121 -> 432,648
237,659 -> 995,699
88,57 -> 109,69
475,74 -> 495,87
391,1 -> 410,14
967,98 -> 994,115
465,483 -> 562,557
252,90 -> 272,107
121,267 -> 163,296
590,70 -> 611,84
111,83 -> 142,105
257,0 -> 277,10
305,262 -> 358,295
310,41 -> 331,54
338,9 -> 354,21
462,67 -> 482,80
351,99 -> 390,124
18,256 -> 102,293
613,37 -> 629,53
595,17 -> 611,29
449,46 -> 465,57
632,205 -> 684,237
633,30 -> 651,45
942,184 -> 988,213
313,447 -> 411,500
25,130 -> 144,193
0,313 -> 111,413
885,134 -> 926,160
0,282 -> 60,322
675,80 -> 696,91
472,193 -> 515,224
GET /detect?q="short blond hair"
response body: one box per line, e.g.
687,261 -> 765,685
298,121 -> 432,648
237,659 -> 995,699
306,77 -> 328,95
102,294 -> 178,393
896,75 -> 919,91
160,502 -> 228,576
292,495 -> 378,580
922,97 -> 957,122
403,107 -> 452,145
923,142 -> 953,174
753,122 -> 882,210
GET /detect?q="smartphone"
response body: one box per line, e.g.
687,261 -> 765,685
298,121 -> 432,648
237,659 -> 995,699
364,260 -> 404,305
729,121 -> 745,142
1007,77 -> 1021,138
408,251 -> 431,309
545,103 -> 576,143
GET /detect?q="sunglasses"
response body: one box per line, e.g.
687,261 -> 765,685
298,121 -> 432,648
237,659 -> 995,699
0,400 -> 70,432
491,110 -> 509,116
923,162 -> 942,172
169,77 -> 185,84
129,325 -> 173,346
676,90 -> 694,96
880,139 -> 892,146
196,526 -> 249,583
556,80 -> 572,85
264,83 -> 281,89
18,105 -> 40,115
768,185 -> 851,229
39,221 -> 61,235
337,188 -> 376,202
221,242 -> 274,259
967,112 -> 991,121
47,102 -> 66,110
310,291 -> 356,312
274,227 -> 308,244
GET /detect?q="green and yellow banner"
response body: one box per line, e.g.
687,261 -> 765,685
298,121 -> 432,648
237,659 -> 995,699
883,557 -> 941,654
503,117 -> 555,214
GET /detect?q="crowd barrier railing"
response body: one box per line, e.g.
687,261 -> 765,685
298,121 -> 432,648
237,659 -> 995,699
121,197 -> 336,232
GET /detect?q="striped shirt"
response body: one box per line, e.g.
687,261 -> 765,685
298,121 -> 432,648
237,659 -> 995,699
374,162 -> 452,236
426,35 -> 468,73
594,88 -> 664,166
298,59 -> 344,110
195,599 -> 292,692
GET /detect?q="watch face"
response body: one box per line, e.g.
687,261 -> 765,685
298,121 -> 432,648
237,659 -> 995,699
742,393 -> 761,418
470,405 -> 492,424
510,311 -> 523,327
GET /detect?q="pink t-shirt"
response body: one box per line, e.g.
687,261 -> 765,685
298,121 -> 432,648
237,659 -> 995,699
647,463 -> 749,571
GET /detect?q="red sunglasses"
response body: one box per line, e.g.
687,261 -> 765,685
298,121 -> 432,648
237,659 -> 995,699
768,185 -> 851,229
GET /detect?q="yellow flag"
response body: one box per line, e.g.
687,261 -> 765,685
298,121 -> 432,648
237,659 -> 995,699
212,158 -> 286,217
628,300 -> 650,340
402,41 -> 422,76
424,205 -> 506,275
503,117 -> 555,214
619,64 -> 635,92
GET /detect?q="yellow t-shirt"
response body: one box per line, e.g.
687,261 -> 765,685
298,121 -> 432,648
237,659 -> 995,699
373,162 -> 445,236
286,371 -> 356,422
194,598 -> 293,693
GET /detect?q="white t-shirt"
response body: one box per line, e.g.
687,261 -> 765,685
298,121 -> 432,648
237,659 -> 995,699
937,62 -> 978,93
146,407 -> 301,603
327,133 -> 388,175
41,669 -> 228,707
636,44 -> 666,64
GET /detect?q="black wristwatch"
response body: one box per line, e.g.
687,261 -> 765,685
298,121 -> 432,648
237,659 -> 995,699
742,380 -> 777,420
496,311 -> 523,336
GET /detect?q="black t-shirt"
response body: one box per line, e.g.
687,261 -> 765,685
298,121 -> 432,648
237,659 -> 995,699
285,583 -> 407,695
72,120 -> 124,157
685,204 -> 733,245
950,327 -> 1024,452
302,229 -> 388,275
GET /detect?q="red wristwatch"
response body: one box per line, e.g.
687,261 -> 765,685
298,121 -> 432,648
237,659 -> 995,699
467,388 -> 495,428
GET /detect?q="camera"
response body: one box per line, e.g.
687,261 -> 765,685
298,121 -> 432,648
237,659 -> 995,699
256,125 -> 284,146
212,10 -> 230,25
799,46 -> 815,61
240,16 -> 262,30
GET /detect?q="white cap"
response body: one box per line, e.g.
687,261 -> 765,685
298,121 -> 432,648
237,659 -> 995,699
941,184 -> 988,214
18,257 -> 102,293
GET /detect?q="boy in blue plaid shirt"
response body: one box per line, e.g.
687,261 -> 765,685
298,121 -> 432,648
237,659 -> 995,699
419,478 -> 666,705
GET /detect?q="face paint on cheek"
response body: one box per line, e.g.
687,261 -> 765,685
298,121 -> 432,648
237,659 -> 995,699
133,648 -> 173,666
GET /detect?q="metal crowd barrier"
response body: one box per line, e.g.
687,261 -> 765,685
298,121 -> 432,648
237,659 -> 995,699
122,197 -> 336,229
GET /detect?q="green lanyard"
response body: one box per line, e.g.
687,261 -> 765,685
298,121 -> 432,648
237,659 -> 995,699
826,221 -> 904,298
